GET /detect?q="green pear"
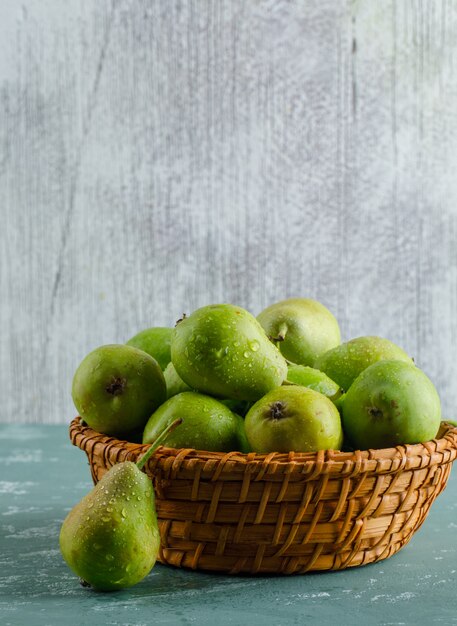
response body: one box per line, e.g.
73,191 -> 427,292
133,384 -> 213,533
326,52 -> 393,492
340,360 -> 441,449
143,391 -> 250,453
286,364 -> 342,403
60,420 -> 181,591
257,298 -> 341,366
163,362 -> 192,398
219,398 -> 253,417
163,363 -> 252,415
315,336 -> 413,391
230,415 -> 251,453
171,304 -> 288,401
245,386 -> 343,453
333,392 -> 346,413
126,327 -> 172,371
72,344 -> 166,438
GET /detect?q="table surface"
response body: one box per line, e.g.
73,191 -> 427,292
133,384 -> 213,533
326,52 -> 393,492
1,424 -> 456,626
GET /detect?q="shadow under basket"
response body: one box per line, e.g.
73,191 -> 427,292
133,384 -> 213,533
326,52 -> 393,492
70,417 -> 457,575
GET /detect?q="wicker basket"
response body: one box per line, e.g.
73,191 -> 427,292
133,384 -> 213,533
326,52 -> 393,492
70,416 -> 457,575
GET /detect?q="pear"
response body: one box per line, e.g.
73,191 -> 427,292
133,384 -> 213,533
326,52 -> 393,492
314,336 -> 413,392
219,398 -> 253,417
163,362 -> 192,398
171,304 -> 288,401
72,344 -> 166,438
60,420 -> 181,591
126,327 -> 172,371
143,391 -> 250,453
164,363 -> 252,415
340,360 -> 441,449
245,386 -> 343,453
286,364 -> 342,403
257,298 -> 341,366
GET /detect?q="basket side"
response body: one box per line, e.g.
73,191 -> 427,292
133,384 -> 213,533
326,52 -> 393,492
69,419 -> 145,483
70,418 -> 457,574
154,447 -> 454,574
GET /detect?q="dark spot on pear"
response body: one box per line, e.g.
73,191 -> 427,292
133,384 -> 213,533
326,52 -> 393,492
105,377 -> 126,396
79,578 -> 92,588
269,401 -> 286,420
368,407 -> 383,420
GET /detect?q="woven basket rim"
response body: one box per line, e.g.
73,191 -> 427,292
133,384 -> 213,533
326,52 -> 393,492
70,416 -> 457,476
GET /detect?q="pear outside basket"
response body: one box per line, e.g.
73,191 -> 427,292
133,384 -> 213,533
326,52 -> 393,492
69,417 -> 457,575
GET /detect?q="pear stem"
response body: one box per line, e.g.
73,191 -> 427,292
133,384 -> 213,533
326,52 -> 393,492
282,379 -> 299,386
136,418 -> 183,470
270,322 -> 288,343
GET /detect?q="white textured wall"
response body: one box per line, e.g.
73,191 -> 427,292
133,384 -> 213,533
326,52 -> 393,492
1,1 -> 457,423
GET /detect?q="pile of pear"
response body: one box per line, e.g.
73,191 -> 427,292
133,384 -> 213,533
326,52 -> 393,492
63,298 -> 443,592
72,298 -> 442,455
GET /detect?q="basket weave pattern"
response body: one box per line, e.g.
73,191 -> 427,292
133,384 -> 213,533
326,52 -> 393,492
70,417 -> 457,575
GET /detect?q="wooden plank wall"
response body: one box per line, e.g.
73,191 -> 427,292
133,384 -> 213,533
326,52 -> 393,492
1,1 -> 456,423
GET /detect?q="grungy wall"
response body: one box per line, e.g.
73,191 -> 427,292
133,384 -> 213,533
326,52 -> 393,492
1,0 -> 457,423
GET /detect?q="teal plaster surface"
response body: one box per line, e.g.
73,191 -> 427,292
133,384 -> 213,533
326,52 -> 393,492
1,424 -> 456,626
